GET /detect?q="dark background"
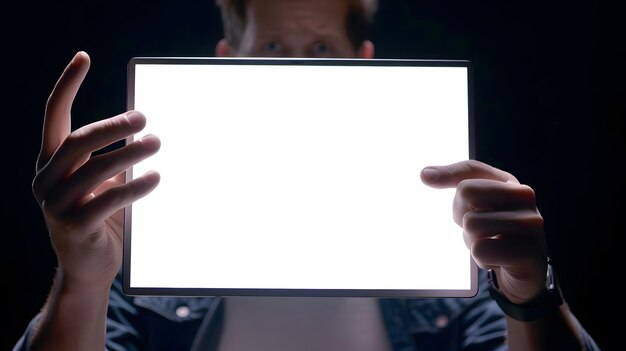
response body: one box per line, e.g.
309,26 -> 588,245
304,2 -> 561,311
2,0 -> 623,349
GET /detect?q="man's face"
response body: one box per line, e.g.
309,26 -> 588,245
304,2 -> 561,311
218,0 -> 374,58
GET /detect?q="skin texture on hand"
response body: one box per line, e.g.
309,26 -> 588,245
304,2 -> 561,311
420,160 -> 548,304
31,51 -> 162,292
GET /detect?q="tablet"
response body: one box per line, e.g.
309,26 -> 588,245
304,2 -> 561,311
124,57 -> 476,297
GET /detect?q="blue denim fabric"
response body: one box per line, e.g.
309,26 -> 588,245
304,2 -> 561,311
12,269 -> 601,351
107,269 -> 509,351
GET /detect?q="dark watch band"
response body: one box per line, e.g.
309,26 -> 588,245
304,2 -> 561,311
487,260 -> 564,322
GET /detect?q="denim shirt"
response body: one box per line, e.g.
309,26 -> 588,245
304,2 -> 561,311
13,269 -> 601,351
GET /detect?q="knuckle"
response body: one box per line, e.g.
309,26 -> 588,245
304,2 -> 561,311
518,184 -> 537,201
40,199 -> 59,217
104,186 -> 125,209
31,174 -> 44,200
462,211 -> 478,231
524,211 -> 544,230
456,179 -> 474,199
128,181 -> 142,201
78,155 -> 103,180
64,129 -> 85,148
44,94 -> 57,113
107,114 -> 131,130
465,159 -> 483,169
112,189 -> 125,207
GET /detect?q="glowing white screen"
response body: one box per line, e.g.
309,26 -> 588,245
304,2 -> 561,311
128,59 -> 471,293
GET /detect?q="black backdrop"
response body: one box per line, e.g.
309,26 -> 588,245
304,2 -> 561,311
2,0 -> 622,349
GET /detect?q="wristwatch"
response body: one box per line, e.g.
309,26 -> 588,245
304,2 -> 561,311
487,258 -> 564,322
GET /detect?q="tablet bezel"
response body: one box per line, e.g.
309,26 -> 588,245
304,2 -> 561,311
123,57 -> 477,298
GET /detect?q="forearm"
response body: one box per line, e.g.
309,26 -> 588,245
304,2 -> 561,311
28,270 -> 110,351
505,303 -> 587,351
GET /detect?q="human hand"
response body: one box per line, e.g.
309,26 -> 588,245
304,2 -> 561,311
420,160 -> 547,304
31,51 -> 161,291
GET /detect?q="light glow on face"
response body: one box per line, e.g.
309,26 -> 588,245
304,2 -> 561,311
237,0 -> 357,57
127,59 -> 473,296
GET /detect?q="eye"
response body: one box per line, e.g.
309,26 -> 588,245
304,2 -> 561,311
262,41 -> 283,53
311,42 -> 335,56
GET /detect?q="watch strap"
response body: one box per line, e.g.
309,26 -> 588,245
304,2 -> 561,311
487,260 -> 564,322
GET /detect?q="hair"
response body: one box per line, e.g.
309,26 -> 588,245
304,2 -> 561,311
215,0 -> 378,51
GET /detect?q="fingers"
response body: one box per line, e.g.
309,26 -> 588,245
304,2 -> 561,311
420,159 -> 518,189
419,160 -> 535,226
470,235 -> 545,271
471,233 -> 548,302
38,51 -> 91,170
74,171 -> 161,228
43,134 -> 161,215
32,111 -> 148,203
452,179 -> 537,226
422,159 -> 548,300
461,209 -> 544,250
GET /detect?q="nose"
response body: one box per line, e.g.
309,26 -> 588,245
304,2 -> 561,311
281,49 -> 309,58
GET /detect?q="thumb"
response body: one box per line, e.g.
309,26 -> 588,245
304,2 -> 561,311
38,51 -> 91,170
420,159 -> 519,189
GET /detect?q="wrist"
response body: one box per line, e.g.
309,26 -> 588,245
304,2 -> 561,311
488,258 -> 564,322
53,267 -> 113,297
32,272 -> 110,351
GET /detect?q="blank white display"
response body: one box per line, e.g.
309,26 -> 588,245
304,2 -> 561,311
126,59 -> 473,295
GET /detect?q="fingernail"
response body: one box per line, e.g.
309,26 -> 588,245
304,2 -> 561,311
71,51 -> 85,64
143,171 -> 161,184
126,111 -> 145,128
66,52 -> 81,70
421,168 -> 440,181
139,134 -> 161,151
